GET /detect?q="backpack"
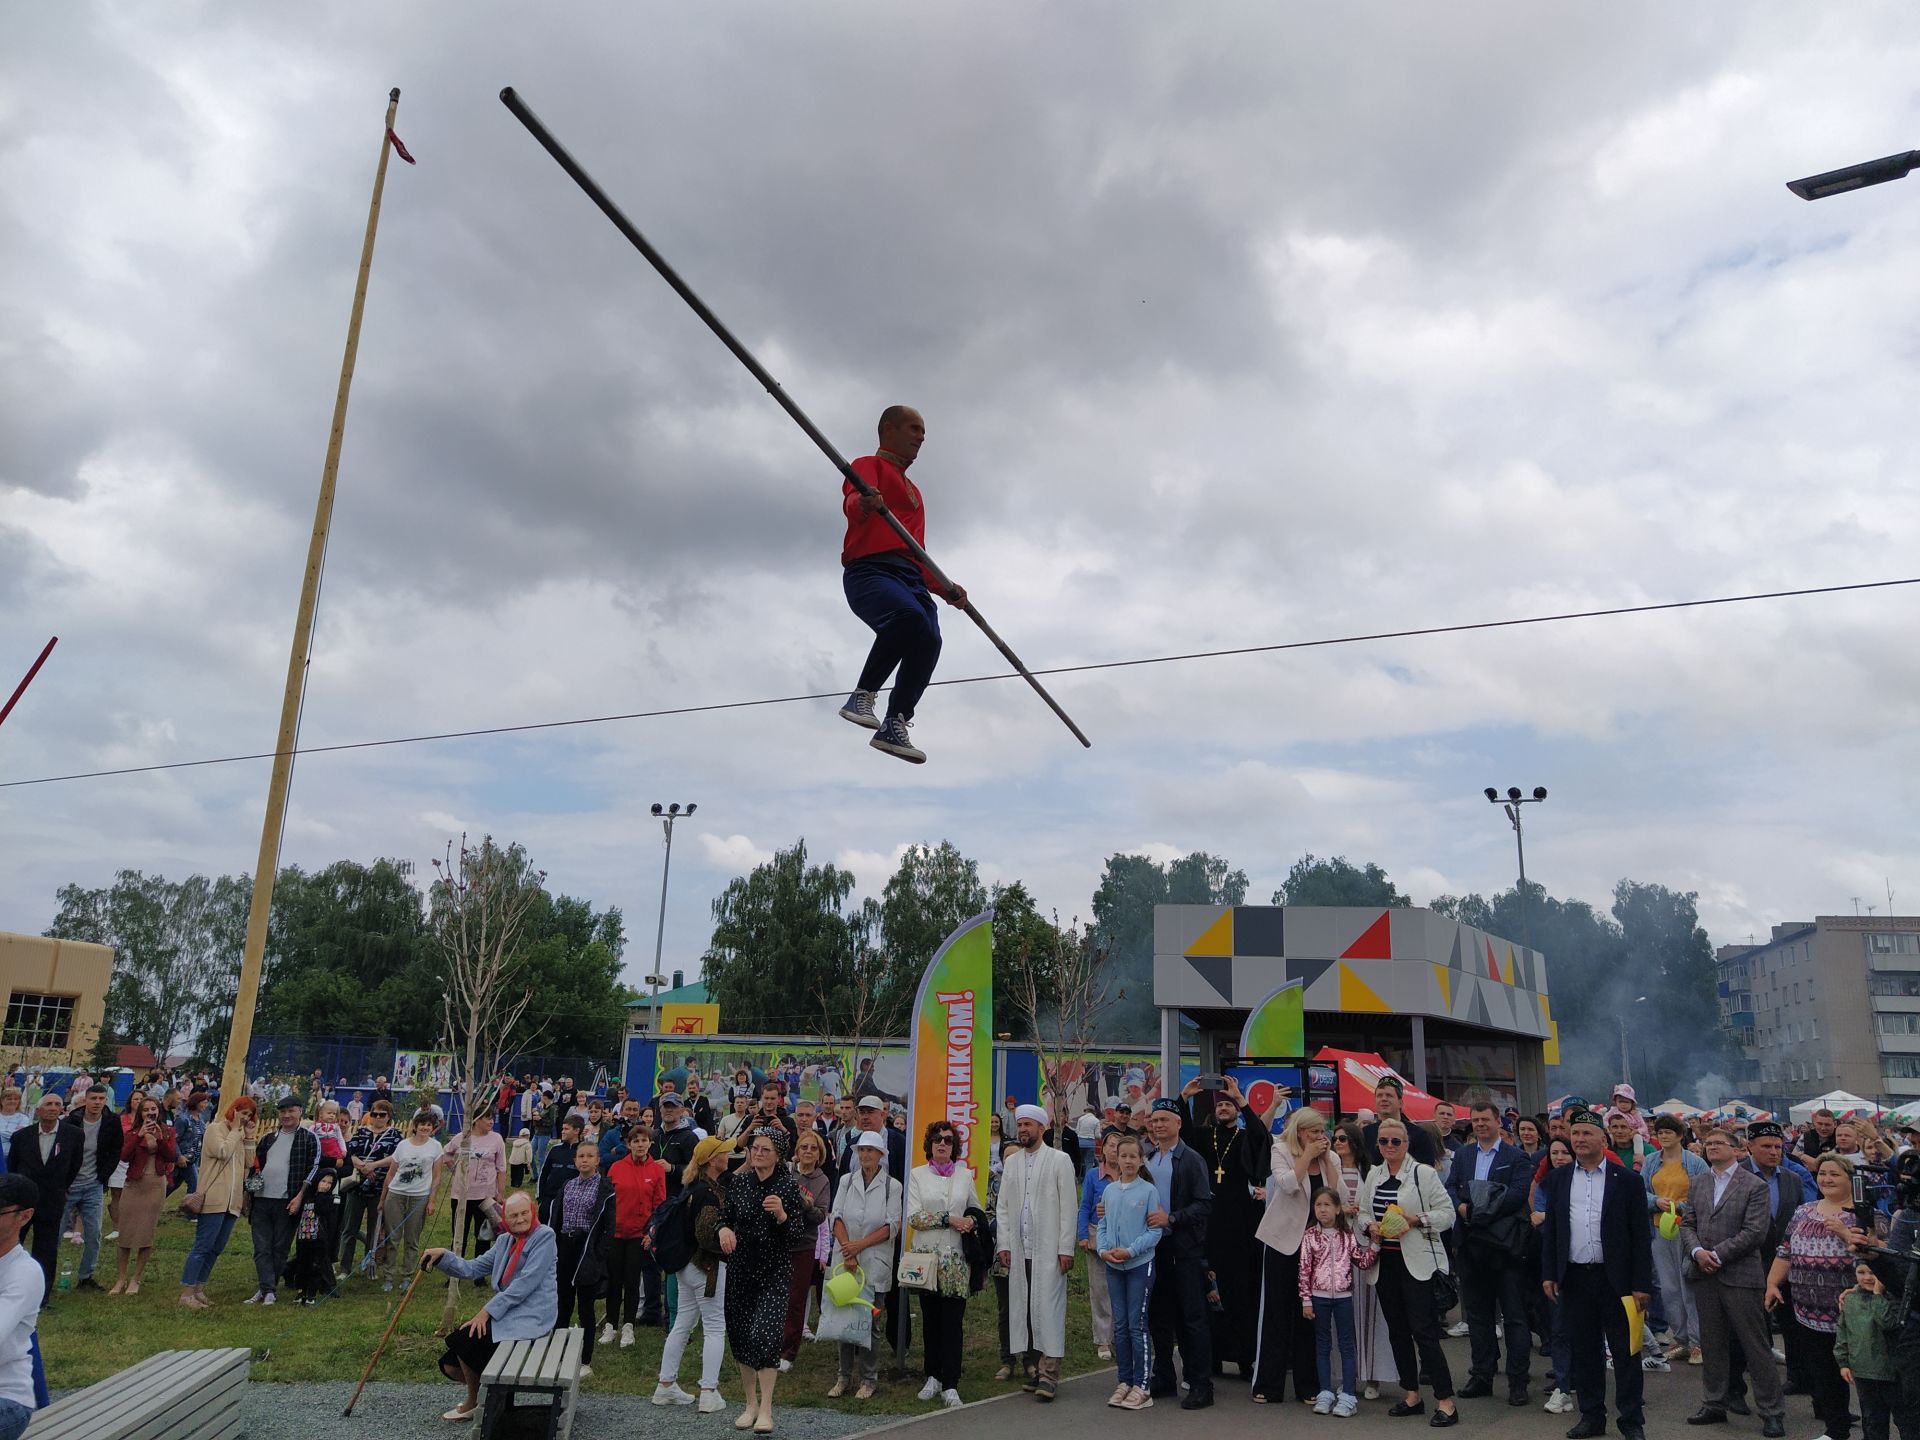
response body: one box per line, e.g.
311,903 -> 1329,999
646,1185 -> 698,1274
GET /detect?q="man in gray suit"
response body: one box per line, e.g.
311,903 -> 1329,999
1680,1127 -> 1785,1437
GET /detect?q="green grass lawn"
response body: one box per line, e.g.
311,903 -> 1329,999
40,1202 -> 1111,1414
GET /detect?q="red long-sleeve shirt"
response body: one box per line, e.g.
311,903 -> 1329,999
842,454 -> 939,588
608,1152 -> 667,1240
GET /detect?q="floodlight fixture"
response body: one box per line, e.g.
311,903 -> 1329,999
1787,149 -> 1918,201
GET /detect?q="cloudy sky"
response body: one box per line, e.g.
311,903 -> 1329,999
5,4 -> 1918,994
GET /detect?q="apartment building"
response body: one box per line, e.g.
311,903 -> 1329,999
1716,915 -> 1920,1111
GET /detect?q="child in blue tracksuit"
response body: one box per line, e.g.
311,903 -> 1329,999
1095,1132 -> 1163,1409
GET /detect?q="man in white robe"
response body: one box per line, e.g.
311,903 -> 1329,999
996,1104 -> 1078,1400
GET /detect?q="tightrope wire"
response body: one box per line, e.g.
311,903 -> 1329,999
3,575 -> 1912,789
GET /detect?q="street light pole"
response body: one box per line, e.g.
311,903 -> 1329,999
1619,995 -> 1648,1086
647,802 -> 696,1034
1484,785 -> 1548,949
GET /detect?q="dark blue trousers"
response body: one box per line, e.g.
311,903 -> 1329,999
844,557 -> 941,720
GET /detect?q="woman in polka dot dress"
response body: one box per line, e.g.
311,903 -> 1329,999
719,1129 -> 807,1434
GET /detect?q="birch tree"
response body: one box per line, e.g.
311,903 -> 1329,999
427,834 -> 547,1331
1006,914 -> 1124,1143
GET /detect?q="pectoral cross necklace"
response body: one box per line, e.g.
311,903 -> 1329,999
1211,1126 -> 1237,1185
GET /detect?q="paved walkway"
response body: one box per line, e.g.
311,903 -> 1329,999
237,1380 -> 893,1440
866,1356 -> 1801,1440
232,1349 -> 1810,1438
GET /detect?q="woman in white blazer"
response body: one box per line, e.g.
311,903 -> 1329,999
1252,1107 -> 1342,1404
904,1120 -> 978,1408
1358,1116 -> 1458,1425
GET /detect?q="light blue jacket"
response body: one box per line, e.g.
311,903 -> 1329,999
1095,1176 -> 1164,1272
436,1224 -> 559,1340
1641,1147 -> 1709,1214
1077,1169 -> 1111,1244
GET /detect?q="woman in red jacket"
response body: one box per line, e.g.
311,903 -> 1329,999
605,1129 -> 667,1345
110,1095 -> 177,1295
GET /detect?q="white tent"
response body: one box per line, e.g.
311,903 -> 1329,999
1652,1097 -> 1703,1117
1789,1090 -> 1882,1123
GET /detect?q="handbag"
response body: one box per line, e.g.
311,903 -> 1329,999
896,1250 -> 937,1291
1413,1165 -> 1459,1314
182,1145 -> 231,1217
817,1268 -> 877,1349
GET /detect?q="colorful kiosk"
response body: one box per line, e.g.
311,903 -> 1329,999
1154,904 -> 1557,1114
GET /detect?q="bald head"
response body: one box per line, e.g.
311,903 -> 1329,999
877,406 -> 925,465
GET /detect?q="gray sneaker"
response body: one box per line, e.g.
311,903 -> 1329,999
870,715 -> 926,763
838,690 -> 881,730
1314,1391 -> 1336,1415
1334,1394 -> 1359,1418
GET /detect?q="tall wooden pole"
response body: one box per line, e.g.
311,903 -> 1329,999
219,89 -> 403,1104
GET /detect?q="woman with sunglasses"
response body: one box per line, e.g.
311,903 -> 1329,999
337,1100 -> 399,1278
906,1119 -> 978,1408
1358,1117 -> 1458,1426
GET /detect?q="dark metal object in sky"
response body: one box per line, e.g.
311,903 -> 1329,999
0,636 -> 57,732
1787,149 -> 1918,200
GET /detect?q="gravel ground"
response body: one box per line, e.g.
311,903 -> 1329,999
237,1380 -> 897,1439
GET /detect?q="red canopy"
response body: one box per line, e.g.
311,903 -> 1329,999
1314,1046 -> 1442,1122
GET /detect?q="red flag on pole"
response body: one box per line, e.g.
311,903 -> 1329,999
386,127 -> 415,164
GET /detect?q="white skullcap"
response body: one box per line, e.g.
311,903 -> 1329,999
1015,1104 -> 1050,1127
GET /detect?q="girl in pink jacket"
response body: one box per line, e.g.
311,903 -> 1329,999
1299,1189 -> 1375,1416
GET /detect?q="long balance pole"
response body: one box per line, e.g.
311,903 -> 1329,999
498,87 -> 1091,749
220,89 -> 404,1104
0,637 -> 57,732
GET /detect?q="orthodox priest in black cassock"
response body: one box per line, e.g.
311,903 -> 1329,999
1183,1077 -> 1272,1377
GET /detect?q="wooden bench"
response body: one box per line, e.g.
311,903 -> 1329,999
478,1327 -> 583,1440
29,1346 -> 250,1438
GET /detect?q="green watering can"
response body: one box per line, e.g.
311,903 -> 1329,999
825,1265 -> 868,1308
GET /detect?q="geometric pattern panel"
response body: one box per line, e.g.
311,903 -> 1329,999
1185,908 -> 1235,958
1151,904 -> 1551,1040
1235,906 -> 1286,958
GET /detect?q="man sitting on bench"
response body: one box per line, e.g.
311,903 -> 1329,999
423,1190 -> 557,1424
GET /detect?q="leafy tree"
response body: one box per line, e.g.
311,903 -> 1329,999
703,841 -> 872,1033
990,881 -> 1063,1036
47,871 -> 249,1062
252,859 -> 438,1044
1273,853 -> 1412,909
51,852 -> 630,1071
879,842 -> 988,977
1610,880 -> 1728,1102
1091,850 -> 1247,1041
513,891 -> 629,1059
1430,877 -> 1729,1101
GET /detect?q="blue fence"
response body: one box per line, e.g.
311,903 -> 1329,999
246,1034 -> 615,1090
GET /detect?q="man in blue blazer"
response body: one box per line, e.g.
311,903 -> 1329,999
1447,1100 -> 1536,1404
1540,1107 -> 1654,1440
